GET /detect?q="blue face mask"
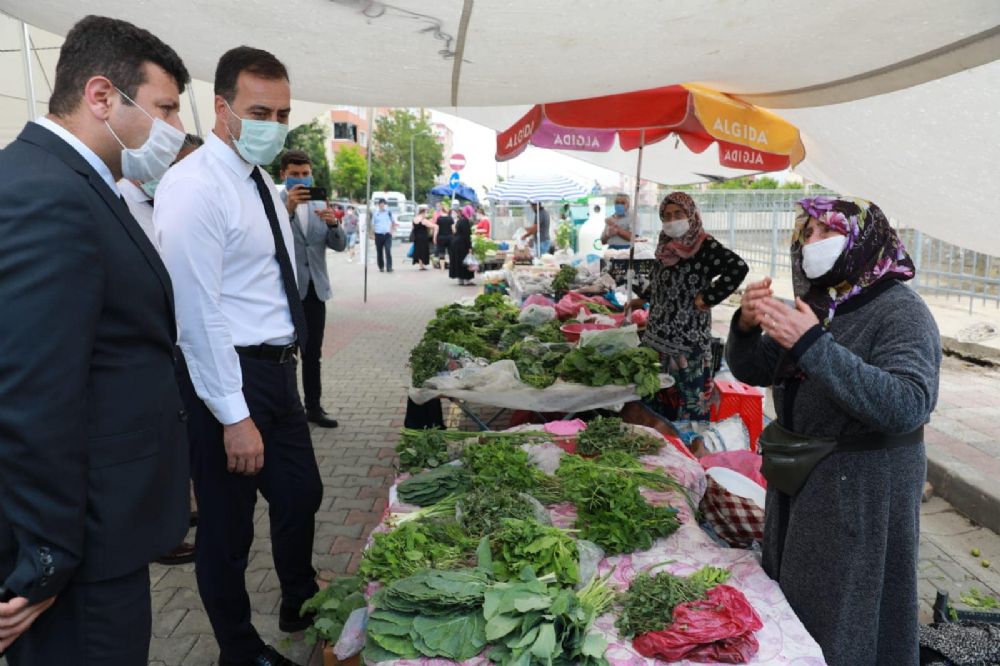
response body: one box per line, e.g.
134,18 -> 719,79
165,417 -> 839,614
224,100 -> 289,166
284,175 -> 313,190
614,203 -> 627,217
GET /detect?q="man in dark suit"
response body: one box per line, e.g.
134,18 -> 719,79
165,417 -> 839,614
0,15 -> 191,664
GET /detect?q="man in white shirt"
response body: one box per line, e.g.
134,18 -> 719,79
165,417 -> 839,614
156,47 -> 321,666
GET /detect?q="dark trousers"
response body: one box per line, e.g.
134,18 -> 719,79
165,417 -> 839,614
177,354 -> 323,662
374,232 -> 392,270
5,567 -> 151,666
301,281 -> 326,410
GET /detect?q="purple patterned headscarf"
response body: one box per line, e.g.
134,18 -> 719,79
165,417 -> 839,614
792,196 -> 915,324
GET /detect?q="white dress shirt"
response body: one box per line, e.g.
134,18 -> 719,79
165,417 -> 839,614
34,116 -> 120,196
118,179 -> 157,248
156,131 -> 297,425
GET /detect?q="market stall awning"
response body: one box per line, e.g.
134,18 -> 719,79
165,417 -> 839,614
484,175 -> 588,202
496,84 -> 806,172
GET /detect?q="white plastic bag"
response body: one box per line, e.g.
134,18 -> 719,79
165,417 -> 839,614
578,324 -> 641,354
463,253 -> 480,272
333,606 -> 369,659
519,304 -> 557,326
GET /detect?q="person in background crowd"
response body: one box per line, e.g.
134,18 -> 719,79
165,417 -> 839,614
119,132 -> 204,568
524,200 -> 551,255
449,204 -> 476,286
156,46 -> 323,666
727,196 -> 938,666
278,149 -> 346,429
432,199 -> 447,223
602,192 -> 634,249
474,205 -> 491,237
371,198 -> 395,273
343,205 -> 359,262
0,15 -> 191,663
631,191 -> 748,420
432,204 -> 455,270
410,203 -> 434,270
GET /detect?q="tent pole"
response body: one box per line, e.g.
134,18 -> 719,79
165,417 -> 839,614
186,83 -> 204,137
19,22 -> 37,119
625,130 -> 646,314
363,107 -> 374,303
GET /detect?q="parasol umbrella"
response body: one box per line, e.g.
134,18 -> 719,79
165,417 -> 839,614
484,175 -> 588,255
430,183 -> 480,204
494,84 -> 805,300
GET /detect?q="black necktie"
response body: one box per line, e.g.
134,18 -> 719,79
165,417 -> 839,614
249,167 -> 308,352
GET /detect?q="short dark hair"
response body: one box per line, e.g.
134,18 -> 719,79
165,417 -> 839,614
279,149 -> 311,172
49,15 -> 190,117
215,46 -> 289,103
183,133 -> 204,148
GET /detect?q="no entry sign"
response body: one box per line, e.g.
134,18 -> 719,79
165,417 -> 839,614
449,153 -> 466,171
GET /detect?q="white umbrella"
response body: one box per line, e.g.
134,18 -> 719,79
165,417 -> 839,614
484,174 -> 588,202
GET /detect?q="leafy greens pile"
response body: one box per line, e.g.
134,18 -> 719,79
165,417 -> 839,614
358,519 -> 475,583
556,345 -> 662,399
615,566 -> 732,638
397,465 -> 469,506
490,519 -> 579,585
551,265 -> 578,294
366,568 -> 491,662
298,576 -> 367,646
458,486 -> 539,538
576,416 -> 664,456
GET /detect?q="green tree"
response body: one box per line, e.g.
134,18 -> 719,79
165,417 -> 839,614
370,109 -> 443,200
749,176 -> 780,189
264,119 -> 331,190
779,180 -> 805,189
708,176 -> 753,190
330,145 -> 368,201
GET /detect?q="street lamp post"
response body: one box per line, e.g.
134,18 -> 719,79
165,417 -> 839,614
409,135 -> 416,204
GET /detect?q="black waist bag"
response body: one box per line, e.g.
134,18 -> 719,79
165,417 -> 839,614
759,420 -> 924,496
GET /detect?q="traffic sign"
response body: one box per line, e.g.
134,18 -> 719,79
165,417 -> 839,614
449,171 -> 461,190
449,153 -> 466,171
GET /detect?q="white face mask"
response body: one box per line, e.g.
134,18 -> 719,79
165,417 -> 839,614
662,218 -> 689,238
105,87 -> 185,182
801,234 -> 848,279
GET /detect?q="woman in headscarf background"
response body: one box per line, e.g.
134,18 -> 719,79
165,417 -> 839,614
431,203 -> 455,270
449,204 -> 476,286
631,191 -> 747,420
726,196 -> 939,666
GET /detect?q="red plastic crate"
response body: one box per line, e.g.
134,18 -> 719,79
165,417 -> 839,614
710,379 -> 764,451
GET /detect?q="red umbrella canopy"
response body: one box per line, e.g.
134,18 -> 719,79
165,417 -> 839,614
497,84 -> 806,172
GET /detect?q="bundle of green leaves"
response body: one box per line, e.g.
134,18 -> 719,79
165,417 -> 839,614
298,576 -> 367,646
490,519 -> 579,585
472,235 -> 500,263
576,416 -> 664,456
458,486 -> 538,538
501,339 -> 571,389
409,336 -> 448,387
614,566 -> 732,638
358,518 -> 476,583
550,265 -> 578,294
555,455 -> 680,555
395,428 -> 451,473
555,345 -> 662,399
482,566 -> 615,666
462,438 -> 546,494
366,568 -> 491,662
397,464 -> 470,506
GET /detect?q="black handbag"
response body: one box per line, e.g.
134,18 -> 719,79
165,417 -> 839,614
759,420 -> 925,496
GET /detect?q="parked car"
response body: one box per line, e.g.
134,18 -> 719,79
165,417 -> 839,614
393,212 -> 414,241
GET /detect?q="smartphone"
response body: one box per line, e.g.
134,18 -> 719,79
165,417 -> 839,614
306,187 -> 327,201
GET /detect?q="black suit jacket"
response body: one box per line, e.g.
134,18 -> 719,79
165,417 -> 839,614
0,122 -> 189,602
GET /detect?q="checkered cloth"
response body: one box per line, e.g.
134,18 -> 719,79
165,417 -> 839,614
700,475 -> 765,548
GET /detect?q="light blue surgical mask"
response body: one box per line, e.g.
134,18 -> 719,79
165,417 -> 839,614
140,178 -> 160,199
284,175 -> 313,190
223,100 -> 289,165
614,203 -> 627,217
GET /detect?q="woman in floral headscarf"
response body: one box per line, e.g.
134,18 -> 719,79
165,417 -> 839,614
631,191 -> 748,419
726,196 -> 939,666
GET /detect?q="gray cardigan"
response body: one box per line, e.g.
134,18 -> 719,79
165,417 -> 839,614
280,191 -> 346,301
726,281 -> 941,437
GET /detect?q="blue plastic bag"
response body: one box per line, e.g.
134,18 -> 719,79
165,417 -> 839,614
406,243 -> 414,258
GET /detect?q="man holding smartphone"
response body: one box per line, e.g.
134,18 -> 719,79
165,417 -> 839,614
279,149 -> 345,428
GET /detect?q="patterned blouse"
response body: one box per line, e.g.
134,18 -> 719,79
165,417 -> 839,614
638,237 -> 748,357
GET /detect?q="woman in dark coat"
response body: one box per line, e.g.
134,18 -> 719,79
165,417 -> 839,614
727,196 -> 939,666
432,206 -> 454,270
448,204 -> 476,285
410,204 -> 433,270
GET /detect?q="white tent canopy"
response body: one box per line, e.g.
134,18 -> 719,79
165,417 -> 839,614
1,1 -> 998,252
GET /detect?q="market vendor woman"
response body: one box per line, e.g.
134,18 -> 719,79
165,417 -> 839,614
632,191 -> 747,420
726,196 -> 939,665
